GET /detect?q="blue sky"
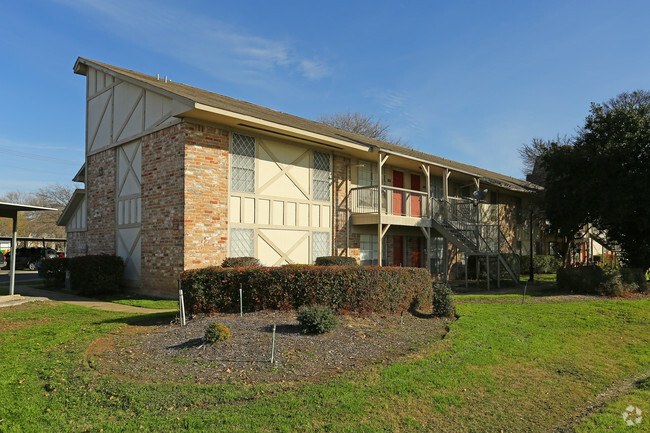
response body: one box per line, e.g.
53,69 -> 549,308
1,0 -> 649,196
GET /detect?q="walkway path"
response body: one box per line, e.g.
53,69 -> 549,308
0,284 -> 176,314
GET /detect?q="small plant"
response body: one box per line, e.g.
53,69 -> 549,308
221,257 -> 261,268
432,282 -> 455,317
297,305 -> 339,334
205,322 -> 231,343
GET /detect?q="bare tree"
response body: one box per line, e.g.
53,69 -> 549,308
603,89 -> 650,112
0,184 -> 74,238
519,135 -> 571,184
318,112 -> 410,147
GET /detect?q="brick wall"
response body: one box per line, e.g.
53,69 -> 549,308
66,231 -> 87,257
183,123 -> 230,270
141,123 -> 186,296
498,193 -> 519,250
332,155 -> 360,262
86,149 -> 116,255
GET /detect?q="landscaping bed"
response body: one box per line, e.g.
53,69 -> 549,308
89,310 -> 450,385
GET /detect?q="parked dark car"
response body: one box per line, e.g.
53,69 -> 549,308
4,247 -> 59,271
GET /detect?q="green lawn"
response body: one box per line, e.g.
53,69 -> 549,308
97,295 -> 178,310
0,296 -> 647,432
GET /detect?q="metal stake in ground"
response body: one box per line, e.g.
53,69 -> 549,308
240,283 -> 243,317
270,324 -> 277,363
178,280 -> 186,327
522,281 -> 528,305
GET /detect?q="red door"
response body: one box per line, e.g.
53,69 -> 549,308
410,174 -> 421,217
411,237 -> 421,267
393,236 -> 403,266
393,170 -> 404,215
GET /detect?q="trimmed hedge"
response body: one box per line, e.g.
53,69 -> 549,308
557,266 -> 603,293
67,255 -> 125,296
181,266 -> 433,315
520,255 -> 563,274
314,256 -> 358,266
620,268 -> 648,293
38,257 -> 68,288
557,266 -> 646,295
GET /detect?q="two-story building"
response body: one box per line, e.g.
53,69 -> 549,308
57,58 -> 543,297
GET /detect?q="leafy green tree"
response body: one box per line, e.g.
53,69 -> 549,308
541,91 -> 650,269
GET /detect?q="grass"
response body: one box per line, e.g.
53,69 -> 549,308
0,295 -> 647,432
575,376 -> 650,432
97,295 -> 178,310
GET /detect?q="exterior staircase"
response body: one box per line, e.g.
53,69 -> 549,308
431,198 -> 520,285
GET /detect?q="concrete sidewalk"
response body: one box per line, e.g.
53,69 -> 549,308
0,284 -> 177,314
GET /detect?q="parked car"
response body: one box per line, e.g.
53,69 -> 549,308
3,247 -> 60,271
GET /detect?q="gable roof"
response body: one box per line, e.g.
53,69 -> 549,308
74,57 -> 542,194
56,189 -> 85,227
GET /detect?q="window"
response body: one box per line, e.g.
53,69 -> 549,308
430,177 -> 443,199
430,236 -> 445,274
231,133 -> 255,193
312,232 -> 330,263
312,151 -> 331,202
360,234 -> 387,266
357,162 -> 378,210
230,228 -> 254,257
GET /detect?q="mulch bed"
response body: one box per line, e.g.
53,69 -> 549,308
90,310 -> 450,385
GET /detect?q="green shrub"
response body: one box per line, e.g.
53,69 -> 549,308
620,268 -> 648,293
205,322 -> 231,343
297,305 -> 339,334
38,257 -> 68,288
221,257 -> 261,268
598,270 -> 627,296
557,266 -> 645,295
181,266 -> 433,315
557,266 -> 603,293
314,256 -> 358,266
67,255 -> 125,296
432,282 -> 455,317
520,255 -> 563,274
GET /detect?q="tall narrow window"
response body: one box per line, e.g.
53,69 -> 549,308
230,228 -> 254,257
357,162 -> 378,210
231,133 -> 255,193
312,151 -> 331,201
312,232 -> 330,263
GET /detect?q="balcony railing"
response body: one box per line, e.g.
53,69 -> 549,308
349,185 -> 428,218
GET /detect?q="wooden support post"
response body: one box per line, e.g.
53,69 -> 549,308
421,165 -> 431,218
377,151 -> 383,266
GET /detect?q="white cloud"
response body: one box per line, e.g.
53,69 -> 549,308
53,0 -> 330,83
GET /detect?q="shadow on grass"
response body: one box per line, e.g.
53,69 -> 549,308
96,311 -> 178,327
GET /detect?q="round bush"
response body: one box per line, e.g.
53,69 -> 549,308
297,305 -> 339,334
205,322 -> 231,343
221,257 -> 261,268
432,282 -> 455,317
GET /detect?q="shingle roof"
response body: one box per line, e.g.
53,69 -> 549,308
76,57 -> 542,194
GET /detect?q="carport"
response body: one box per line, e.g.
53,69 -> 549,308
0,202 -> 57,295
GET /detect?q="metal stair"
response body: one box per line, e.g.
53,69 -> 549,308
431,198 -> 520,286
